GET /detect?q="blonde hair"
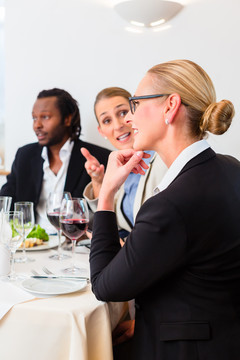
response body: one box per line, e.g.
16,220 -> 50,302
94,87 -> 131,122
148,60 -> 235,139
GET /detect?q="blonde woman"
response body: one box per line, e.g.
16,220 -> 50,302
90,60 -> 240,360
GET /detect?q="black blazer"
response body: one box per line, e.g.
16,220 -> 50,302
90,148 -> 240,360
0,139 -> 110,215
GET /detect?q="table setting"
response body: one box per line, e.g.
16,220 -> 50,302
0,195 -> 127,360
0,202 -> 90,318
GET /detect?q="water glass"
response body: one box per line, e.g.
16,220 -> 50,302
0,196 -> 12,212
14,202 -> 35,263
4,211 -> 24,281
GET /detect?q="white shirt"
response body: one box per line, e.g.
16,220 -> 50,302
36,139 -> 74,234
154,140 -> 210,194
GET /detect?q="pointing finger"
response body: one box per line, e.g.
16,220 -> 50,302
81,147 -> 97,162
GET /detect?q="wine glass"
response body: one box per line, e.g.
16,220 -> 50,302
4,211 -> 24,281
46,192 -> 71,260
14,202 -> 35,263
60,198 -> 89,274
63,191 -> 72,200
0,196 -> 12,212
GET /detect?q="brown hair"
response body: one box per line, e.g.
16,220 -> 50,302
148,60 -> 235,139
94,87 -> 131,122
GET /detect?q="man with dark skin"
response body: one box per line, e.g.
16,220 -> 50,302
0,88 -> 110,230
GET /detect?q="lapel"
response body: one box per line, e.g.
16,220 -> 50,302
116,185 -> 133,232
133,152 -> 158,219
64,139 -> 85,193
29,144 -> 44,203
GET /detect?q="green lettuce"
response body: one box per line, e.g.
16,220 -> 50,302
27,225 -> 49,241
10,222 -> 19,238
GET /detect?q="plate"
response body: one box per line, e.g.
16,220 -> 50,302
17,236 -> 65,252
22,278 -> 87,295
77,238 -> 91,246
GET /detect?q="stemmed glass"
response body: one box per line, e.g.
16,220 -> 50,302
63,191 -> 72,201
60,198 -> 89,274
0,196 -> 12,212
4,211 -> 24,281
14,202 -> 35,263
46,192 -> 71,260
0,196 -> 12,241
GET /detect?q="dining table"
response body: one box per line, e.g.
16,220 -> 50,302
0,239 -> 128,360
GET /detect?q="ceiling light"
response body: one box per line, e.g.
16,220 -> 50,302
114,0 -> 183,28
130,20 -> 145,27
150,19 -> 166,27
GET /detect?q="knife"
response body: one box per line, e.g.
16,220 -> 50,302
31,275 -> 89,281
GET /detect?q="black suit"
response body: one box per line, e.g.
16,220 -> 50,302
0,139 -> 110,216
90,148 -> 240,360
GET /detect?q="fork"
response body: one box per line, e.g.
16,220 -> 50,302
31,269 -> 40,276
31,267 -> 89,281
42,266 -> 54,275
42,266 -> 89,281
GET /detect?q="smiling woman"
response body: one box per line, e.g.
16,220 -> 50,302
94,88 -> 134,150
82,86 -> 167,237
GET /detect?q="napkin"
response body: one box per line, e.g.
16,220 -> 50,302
0,280 -> 35,320
0,244 -> 10,276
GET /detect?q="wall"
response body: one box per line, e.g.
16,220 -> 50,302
3,0 -> 240,178
0,0 -> 5,170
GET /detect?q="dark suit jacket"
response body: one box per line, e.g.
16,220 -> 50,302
90,148 -> 240,360
0,139 -> 110,217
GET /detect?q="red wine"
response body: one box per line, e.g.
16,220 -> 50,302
47,212 -> 60,231
60,219 -> 89,240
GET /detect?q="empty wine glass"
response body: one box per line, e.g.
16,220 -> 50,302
4,211 -> 24,281
0,196 -> 12,212
60,198 -> 89,274
14,202 -> 35,263
63,191 -> 72,200
46,192 -> 71,260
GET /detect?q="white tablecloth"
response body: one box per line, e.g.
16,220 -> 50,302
0,245 -> 127,360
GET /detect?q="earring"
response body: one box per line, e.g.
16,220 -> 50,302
165,119 -> 169,125
104,136 -> 107,140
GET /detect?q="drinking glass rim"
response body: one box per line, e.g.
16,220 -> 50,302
14,202 -> 34,206
5,210 -> 23,215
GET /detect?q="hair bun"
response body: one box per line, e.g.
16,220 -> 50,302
200,99 -> 235,135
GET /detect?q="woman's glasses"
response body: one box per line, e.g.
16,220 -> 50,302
128,94 -> 169,114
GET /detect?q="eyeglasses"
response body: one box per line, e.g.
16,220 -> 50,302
128,94 -> 169,114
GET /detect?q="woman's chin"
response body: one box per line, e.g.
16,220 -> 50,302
132,140 -> 142,151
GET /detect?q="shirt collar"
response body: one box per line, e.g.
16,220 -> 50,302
144,150 -> 155,166
41,138 -> 74,166
154,139 -> 210,194
59,138 -> 74,162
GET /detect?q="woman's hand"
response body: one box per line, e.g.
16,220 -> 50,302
97,149 -> 150,211
86,230 -> 92,240
112,320 -> 135,345
81,147 -> 105,198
